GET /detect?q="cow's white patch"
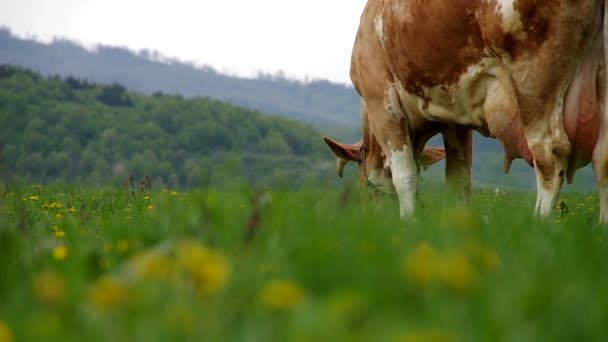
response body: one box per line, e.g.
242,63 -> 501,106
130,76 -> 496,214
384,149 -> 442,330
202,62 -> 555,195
534,172 -> 557,217
374,15 -> 384,47
389,144 -> 417,217
497,0 -> 526,40
394,56 -> 498,128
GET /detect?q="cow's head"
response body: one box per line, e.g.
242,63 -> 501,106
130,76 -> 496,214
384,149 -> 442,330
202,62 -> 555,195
323,136 -> 446,194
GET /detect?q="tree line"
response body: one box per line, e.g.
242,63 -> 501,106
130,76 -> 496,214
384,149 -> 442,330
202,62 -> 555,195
0,65 -> 336,189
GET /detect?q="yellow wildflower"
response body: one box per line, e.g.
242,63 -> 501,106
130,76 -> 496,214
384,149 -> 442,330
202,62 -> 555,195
116,240 -> 129,254
54,230 -> 65,238
33,271 -> 66,306
439,252 -> 476,293
143,195 -> 151,201
104,241 -> 114,253
465,240 -> 500,271
68,207 -> 77,213
260,279 -> 304,310
146,205 -> 155,210
0,320 -> 14,342
170,191 -> 178,196
393,330 -> 455,342
139,254 -> 175,281
176,241 -> 230,295
165,306 -> 194,334
88,277 -> 130,311
52,245 -> 68,261
29,196 -> 39,201
55,213 -> 63,220
443,208 -> 477,232
326,291 -> 366,323
404,242 -> 437,287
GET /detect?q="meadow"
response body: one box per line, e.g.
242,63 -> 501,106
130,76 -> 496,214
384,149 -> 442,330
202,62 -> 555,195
0,181 -> 607,342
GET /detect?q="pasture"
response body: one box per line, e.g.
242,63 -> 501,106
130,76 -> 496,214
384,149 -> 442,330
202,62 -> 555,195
0,183 -> 607,341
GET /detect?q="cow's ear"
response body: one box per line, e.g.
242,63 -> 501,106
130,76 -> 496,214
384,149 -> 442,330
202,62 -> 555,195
419,147 -> 445,169
323,137 -> 361,161
323,137 -> 362,178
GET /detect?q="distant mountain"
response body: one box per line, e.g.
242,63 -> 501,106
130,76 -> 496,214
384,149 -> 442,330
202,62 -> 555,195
0,28 -> 360,129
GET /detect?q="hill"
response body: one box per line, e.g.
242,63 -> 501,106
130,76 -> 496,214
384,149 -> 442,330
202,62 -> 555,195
0,65 -> 334,188
0,28 -> 360,128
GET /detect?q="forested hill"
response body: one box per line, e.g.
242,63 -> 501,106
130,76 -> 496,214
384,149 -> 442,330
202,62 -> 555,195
0,28 -> 360,127
0,65 -> 335,188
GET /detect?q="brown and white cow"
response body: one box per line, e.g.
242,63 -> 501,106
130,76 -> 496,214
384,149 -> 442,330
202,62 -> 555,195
324,0 -> 608,222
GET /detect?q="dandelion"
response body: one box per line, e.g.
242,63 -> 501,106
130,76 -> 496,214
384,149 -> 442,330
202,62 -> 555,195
326,292 -> 366,323
104,241 -> 114,253
33,271 -> 66,306
68,207 -> 77,213
143,195 -> 151,201
404,242 -> 437,287
52,245 -> 68,261
439,252 -> 476,293
146,205 -> 155,210
177,241 -> 230,296
165,307 -> 194,334
138,254 -> 175,281
260,279 -> 304,310
55,213 -> 63,220
393,330 -> 455,342
443,208 -> 476,232
88,277 -> 130,311
465,240 -> 500,271
116,240 -> 129,254
0,320 -> 14,342
54,230 -> 65,239
170,191 -> 178,196
29,196 -> 39,201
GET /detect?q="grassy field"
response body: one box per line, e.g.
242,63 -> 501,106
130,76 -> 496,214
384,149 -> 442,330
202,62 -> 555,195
0,182 -> 607,341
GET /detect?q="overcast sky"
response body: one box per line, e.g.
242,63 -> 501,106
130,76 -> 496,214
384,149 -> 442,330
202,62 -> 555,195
0,0 -> 368,84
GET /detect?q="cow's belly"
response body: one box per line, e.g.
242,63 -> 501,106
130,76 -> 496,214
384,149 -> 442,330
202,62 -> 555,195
394,57 -> 501,131
563,37 -> 603,181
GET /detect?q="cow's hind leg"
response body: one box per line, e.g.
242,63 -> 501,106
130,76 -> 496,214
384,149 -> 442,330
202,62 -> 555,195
442,127 -> 473,204
592,140 -> 608,224
366,95 -> 417,218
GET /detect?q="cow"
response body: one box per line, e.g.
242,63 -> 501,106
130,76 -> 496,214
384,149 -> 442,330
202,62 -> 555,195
324,0 -> 608,222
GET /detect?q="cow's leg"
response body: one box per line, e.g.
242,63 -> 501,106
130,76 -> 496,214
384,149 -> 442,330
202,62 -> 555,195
526,117 -> 570,217
442,127 -> 472,204
595,15 -> 608,224
592,138 -> 608,223
366,95 -> 417,218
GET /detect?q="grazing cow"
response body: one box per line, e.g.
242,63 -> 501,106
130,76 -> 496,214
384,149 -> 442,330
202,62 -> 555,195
324,0 -> 608,222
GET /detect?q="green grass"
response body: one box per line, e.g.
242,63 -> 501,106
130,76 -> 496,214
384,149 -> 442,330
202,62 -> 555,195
0,184 -> 607,341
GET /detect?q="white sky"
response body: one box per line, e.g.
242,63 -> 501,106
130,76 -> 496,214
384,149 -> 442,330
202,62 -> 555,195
0,0 -> 368,84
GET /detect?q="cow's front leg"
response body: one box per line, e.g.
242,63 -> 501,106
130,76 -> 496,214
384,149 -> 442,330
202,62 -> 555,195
527,125 -> 570,217
442,127 -> 473,204
592,97 -> 608,223
366,93 -> 417,218
388,140 -> 418,217
593,145 -> 608,224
